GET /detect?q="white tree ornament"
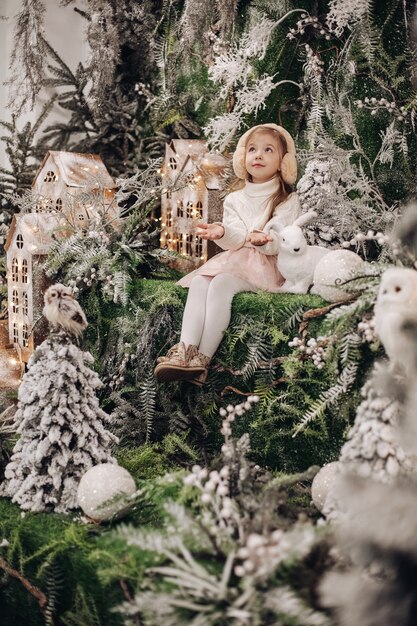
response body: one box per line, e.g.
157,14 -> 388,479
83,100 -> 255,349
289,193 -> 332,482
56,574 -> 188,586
311,249 -> 364,302
77,463 -> 137,521
311,462 -> 341,512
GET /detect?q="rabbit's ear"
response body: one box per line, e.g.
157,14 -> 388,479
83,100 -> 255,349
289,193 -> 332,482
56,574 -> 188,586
293,211 -> 317,228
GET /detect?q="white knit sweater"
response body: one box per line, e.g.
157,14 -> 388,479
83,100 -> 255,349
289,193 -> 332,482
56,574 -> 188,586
216,178 -> 301,255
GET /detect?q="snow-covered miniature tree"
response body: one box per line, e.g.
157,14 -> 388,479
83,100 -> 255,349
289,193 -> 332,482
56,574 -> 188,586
337,365 -> 412,482
0,285 -> 118,513
323,363 -> 415,519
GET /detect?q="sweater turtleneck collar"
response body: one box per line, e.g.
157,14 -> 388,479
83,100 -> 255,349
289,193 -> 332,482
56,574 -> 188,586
243,177 -> 280,198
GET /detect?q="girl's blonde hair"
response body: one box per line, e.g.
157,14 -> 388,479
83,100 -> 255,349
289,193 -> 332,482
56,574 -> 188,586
231,126 -> 293,221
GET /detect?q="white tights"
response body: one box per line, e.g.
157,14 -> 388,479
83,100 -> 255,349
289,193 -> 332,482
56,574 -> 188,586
180,273 -> 256,358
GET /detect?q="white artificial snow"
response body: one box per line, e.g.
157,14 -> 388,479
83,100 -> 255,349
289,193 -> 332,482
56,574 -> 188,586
326,0 -> 371,36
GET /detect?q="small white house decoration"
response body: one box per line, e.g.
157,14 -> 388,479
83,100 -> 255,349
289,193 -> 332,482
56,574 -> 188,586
5,151 -> 117,363
160,139 -> 228,269
5,213 -> 61,362
32,151 -> 117,229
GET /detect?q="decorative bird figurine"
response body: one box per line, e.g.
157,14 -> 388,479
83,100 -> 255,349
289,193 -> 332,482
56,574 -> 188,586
374,268 -> 417,373
43,283 -> 88,338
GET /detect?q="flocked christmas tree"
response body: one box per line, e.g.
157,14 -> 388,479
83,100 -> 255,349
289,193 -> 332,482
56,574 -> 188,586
337,364 -> 413,482
0,284 -> 118,513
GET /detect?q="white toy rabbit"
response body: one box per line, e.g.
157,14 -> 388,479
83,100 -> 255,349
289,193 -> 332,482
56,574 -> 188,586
266,211 -> 328,293
266,211 -> 364,300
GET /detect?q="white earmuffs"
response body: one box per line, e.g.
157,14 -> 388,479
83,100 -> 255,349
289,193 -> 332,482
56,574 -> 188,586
232,123 -> 297,184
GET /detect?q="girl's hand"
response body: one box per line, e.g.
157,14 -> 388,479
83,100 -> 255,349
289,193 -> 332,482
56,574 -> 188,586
246,231 -> 273,246
195,222 -> 225,240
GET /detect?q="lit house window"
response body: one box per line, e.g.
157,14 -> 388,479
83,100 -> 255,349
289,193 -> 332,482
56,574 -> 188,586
12,288 -> 18,314
12,258 -> 19,282
12,322 -> 18,343
174,233 -> 182,254
22,259 -> 28,284
169,157 -> 177,170
16,234 -> 24,249
22,291 -> 28,316
44,170 -> 57,182
55,197 -> 63,210
22,324 -> 29,348
195,236 -> 203,258
184,233 -> 193,255
196,201 -> 203,219
177,200 -> 184,218
167,207 -> 172,228
186,201 -> 194,219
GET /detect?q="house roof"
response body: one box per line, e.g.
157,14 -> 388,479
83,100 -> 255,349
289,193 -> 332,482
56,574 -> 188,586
5,213 -> 64,254
32,151 -> 115,190
170,139 -> 207,160
165,140 -> 229,191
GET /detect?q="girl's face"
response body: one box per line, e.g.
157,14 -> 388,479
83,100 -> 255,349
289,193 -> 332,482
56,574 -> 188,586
245,131 -> 282,183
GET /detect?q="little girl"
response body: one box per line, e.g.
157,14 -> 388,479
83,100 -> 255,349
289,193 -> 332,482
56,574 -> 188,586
154,123 -> 301,385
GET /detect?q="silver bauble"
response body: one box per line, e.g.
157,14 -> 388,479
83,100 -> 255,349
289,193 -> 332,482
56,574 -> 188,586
77,463 -> 136,521
311,461 -> 340,512
311,250 -> 363,302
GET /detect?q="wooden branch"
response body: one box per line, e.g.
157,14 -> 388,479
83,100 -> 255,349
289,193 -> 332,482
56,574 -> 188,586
119,579 -> 143,625
270,377 -> 288,388
0,555 -> 48,613
119,578 -> 134,602
220,386 -> 253,397
299,298 -> 355,334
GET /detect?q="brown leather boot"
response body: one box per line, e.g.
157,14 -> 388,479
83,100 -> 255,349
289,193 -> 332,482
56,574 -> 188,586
188,353 -> 211,387
154,343 -> 205,382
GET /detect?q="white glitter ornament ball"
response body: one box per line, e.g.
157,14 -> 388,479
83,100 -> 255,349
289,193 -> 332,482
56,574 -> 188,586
311,461 -> 340,512
77,463 -> 136,521
311,250 -> 364,302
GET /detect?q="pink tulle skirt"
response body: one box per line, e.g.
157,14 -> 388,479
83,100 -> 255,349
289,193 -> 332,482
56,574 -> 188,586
177,247 -> 285,292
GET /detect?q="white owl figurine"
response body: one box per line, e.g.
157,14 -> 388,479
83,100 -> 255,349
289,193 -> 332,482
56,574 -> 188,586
374,268 -> 417,373
43,283 -> 88,338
